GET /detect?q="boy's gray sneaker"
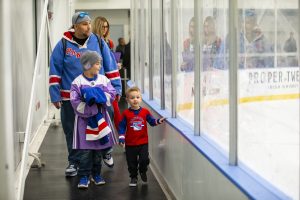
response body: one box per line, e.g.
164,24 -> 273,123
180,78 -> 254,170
65,164 -> 77,177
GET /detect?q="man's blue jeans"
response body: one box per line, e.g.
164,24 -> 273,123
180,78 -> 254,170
60,101 -> 80,165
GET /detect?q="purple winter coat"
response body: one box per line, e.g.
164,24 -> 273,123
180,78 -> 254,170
70,74 -> 117,150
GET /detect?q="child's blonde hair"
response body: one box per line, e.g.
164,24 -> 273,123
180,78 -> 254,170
125,86 -> 141,97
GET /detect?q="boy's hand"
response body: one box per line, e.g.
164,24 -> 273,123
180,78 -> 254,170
119,135 -> 125,147
119,142 -> 125,148
158,117 -> 166,124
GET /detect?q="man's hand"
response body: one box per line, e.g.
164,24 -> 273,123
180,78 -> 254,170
117,62 -> 122,70
53,102 -> 61,109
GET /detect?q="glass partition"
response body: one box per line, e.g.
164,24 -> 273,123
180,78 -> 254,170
200,0 -> 230,152
237,1 -> 299,199
176,0 -> 194,126
152,0 -> 161,104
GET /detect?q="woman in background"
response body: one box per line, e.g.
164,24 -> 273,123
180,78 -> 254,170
93,16 -> 114,50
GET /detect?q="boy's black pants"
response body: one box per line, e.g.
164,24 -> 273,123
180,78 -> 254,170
125,144 -> 150,178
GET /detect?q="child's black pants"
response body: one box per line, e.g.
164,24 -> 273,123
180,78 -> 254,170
125,144 -> 150,178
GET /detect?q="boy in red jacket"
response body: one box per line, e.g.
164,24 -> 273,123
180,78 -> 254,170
118,86 -> 165,186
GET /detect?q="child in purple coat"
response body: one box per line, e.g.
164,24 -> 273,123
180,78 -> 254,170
70,50 -> 117,188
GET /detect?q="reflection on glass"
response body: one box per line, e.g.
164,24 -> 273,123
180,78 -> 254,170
164,0 -> 172,110
239,9 -> 274,68
203,16 -> 226,70
180,17 -> 195,72
283,31 -> 298,67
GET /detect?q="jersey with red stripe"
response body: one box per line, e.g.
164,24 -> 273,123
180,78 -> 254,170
49,30 -> 121,103
119,107 -> 160,146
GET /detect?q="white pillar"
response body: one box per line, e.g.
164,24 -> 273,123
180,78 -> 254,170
0,1 -> 15,200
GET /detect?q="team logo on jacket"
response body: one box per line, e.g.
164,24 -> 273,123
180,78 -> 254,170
131,121 -> 144,131
130,116 -> 145,131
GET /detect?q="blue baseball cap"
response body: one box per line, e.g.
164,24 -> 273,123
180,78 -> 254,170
72,12 -> 91,25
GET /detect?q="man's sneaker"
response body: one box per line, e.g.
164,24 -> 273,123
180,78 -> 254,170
65,164 -> 77,177
103,153 -> 114,168
78,176 -> 90,189
129,178 -> 138,187
91,174 -> 106,185
140,172 -> 147,183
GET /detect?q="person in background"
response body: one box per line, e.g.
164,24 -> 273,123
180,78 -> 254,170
122,41 -> 131,79
92,16 -> 123,70
70,50 -> 116,188
118,86 -> 166,187
116,37 -> 126,60
93,16 -> 114,50
120,41 -> 131,96
49,12 -> 121,176
202,16 -> 225,70
283,31 -> 298,67
180,17 -> 195,72
239,9 -> 274,68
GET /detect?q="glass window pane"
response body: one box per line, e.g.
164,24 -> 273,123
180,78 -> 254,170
200,1 -> 229,152
144,0 -> 150,94
163,0 -> 172,111
238,1 -> 299,199
152,0 -> 161,105
134,0 -> 141,88
176,0 -> 194,126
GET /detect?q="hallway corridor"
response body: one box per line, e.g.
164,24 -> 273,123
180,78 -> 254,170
24,108 -> 167,200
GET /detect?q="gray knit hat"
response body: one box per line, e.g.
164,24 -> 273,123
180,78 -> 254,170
80,50 -> 101,71
72,12 -> 91,25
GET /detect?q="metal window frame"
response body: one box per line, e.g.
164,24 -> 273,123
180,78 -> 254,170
228,0 -> 238,166
140,0 -> 146,93
170,0 -> 178,118
149,0 -> 154,100
160,0 -> 165,109
194,0 -> 203,136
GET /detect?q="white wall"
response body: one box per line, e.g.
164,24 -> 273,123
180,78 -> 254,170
11,0 -> 36,166
78,9 -> 131,45
8,0 -> 58,169
0,1 -> 15,199
51,0 -> 71,45
74,0 -> 130,10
